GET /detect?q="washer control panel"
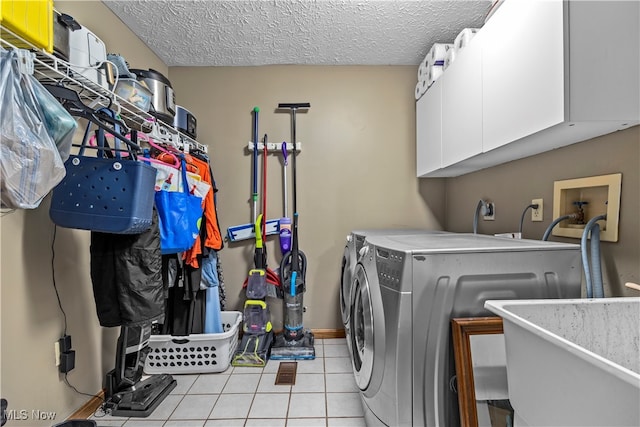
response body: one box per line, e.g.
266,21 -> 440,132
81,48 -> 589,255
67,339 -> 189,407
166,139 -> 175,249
376,248 -> 405,290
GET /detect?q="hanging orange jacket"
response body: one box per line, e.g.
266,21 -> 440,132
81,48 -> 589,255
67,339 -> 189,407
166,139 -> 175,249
183,155 -> 223,268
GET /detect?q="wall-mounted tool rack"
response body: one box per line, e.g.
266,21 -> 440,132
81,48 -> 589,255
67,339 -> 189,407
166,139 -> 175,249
247,142 -> 302,153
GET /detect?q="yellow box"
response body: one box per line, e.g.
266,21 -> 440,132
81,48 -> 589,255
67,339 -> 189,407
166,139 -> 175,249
0,0 -> 53,53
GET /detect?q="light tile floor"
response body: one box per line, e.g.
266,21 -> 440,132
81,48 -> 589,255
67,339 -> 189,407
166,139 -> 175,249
91,338 -> 365,427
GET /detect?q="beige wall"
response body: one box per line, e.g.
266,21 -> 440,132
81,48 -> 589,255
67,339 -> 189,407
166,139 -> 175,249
0,2 -> 166,425
169,66 -> 446,330
443,126 -> 640,297
2,1 -> 637,422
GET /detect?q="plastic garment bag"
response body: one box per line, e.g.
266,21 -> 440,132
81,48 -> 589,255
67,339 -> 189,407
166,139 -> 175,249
30,74 -> 77,161
0,48 -> 66,209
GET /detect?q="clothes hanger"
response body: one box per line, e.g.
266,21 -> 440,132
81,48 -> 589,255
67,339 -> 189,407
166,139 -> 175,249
189,145 -> 209,162
143,134 -> 181,168
42,83 -> 140,152
139,153 -> 181,169
132,131 -> 180,168
152,141 -> 200,174
87,131 -> 182,168
94,107 -> 138,160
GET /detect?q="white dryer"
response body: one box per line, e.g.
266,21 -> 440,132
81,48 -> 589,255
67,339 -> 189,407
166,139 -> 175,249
340,229 -> 443,355
349,233 -> 582,427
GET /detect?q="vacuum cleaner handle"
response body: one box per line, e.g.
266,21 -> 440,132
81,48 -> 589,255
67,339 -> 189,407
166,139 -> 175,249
278,103 -> 310,109
279,246 -> 307,294
252,107 -> 260,224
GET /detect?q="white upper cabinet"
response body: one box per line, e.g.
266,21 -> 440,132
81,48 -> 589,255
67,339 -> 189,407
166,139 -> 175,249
482,0 -> 565,152
416,0 -> 639,178
416,78 -> 442,177
441,33 -> 483,168
566,1 -> 640,123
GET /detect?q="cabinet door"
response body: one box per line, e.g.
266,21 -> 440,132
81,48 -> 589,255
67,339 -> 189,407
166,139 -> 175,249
416,78 -> 442,177
441,36 -> 483,168
482,0 -> 565,152
568,0 -> 640,122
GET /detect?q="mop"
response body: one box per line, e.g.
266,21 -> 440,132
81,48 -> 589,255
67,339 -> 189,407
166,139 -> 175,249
227,108 -> 279,242
270,102 -> 315,360
241,135 -> 282,299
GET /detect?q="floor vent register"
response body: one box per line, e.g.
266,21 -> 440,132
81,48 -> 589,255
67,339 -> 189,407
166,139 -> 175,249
274,362 -> 298,385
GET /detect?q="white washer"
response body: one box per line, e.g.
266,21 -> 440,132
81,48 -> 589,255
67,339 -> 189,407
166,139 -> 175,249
349,233 -> 582,427
340,229 -> 443,356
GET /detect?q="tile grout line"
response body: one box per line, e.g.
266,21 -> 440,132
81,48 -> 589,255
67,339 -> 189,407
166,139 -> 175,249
324,348 -> 330,427
244,381 -> 259,427
322,339 -> 328,426
161,388 -> 187,427
157,340 -> 364,425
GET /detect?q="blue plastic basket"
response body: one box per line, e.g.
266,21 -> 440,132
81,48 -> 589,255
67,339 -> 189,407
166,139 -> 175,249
50,155 -> 157,234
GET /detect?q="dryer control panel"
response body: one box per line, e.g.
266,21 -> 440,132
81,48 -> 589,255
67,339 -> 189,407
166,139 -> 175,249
376,248 -> 405,291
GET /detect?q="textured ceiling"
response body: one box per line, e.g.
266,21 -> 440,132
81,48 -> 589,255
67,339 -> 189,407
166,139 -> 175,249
102,0 -> 492,66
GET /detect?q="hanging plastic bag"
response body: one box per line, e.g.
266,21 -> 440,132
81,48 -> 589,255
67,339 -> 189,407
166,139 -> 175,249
0,48 -> 66,209
155,155 -> 204,254
30,75 -> 77,161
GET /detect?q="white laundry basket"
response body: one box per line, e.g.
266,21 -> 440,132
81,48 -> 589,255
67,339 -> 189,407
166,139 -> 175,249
144,311 -> 242,374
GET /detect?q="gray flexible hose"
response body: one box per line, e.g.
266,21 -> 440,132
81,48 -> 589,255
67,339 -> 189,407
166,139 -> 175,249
581,214 -> 607,298
542,214 -> 575,241
590,224 -> 605,298
473,199 -> 486,234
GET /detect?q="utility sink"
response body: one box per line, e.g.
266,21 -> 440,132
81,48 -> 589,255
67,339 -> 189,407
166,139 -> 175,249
485,298 -> 640,427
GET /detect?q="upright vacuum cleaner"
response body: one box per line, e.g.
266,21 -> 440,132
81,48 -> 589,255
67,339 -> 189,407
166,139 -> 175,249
103,323 -> 176,416
270,102 -> 315,360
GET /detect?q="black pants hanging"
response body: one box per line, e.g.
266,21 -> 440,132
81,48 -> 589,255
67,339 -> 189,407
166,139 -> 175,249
161,254 -> 205,336
90,209 -> 166,327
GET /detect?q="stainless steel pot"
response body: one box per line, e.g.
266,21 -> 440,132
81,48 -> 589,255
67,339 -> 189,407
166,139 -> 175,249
53,12 -> 80,61
130,68 -> 175,124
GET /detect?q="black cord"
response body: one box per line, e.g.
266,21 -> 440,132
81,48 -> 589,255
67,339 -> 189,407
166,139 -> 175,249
519,203 -> 539,237
51,225 -> 68,336
52,226 -> 106,411
64,374 -> 108,418
63,375 -> 102,401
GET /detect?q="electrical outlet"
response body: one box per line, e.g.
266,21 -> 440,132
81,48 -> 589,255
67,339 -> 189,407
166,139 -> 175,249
532,199 -> 543,222
483,203 -> 495,221
59,335 -> 72,353
54,341 -> 61,367
60,350 -> 76,373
